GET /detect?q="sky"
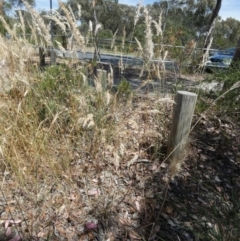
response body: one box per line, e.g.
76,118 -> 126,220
35,0 -> 240,21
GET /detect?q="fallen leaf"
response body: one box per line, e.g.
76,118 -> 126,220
4,219 -> 22,237
164,206 -> 174,215
211,136 -> 221,141
207,222 -> 213,228
127,154 -> 139,167
200,154 -> 208,161
85,222 -> 98,230
128,230 -> 141,239
160,162 -> 168,168
135,200 -> 140,211
79,234 -> 88,241
118,217 -> 131,226
56,226 -> 66,236
57,204 -> 66,215
215,185 -> 222,192
183,232 -> 193,241
69,193 -> 77,201
226,184 -> 233,189
214,176 -> 221,182
197,197 -> 208,205
145,190 -> 154,198
167,219 -> 176,227
6,227 -> 12,236
9,234 -> 22,241
184,222 -> 193,230
149,164 -> 158,171
37,232 -> 46,238
154,225 -> 161,232
87,188 -> 101,196
87,232 -> 95,240
66,230 -> 75,240
5,206 -> 15,214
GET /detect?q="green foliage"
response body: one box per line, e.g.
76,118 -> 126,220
29,65 -> 85,125
68,0 -> 120,34
195,95 -> 212,114
0,14 -> 11,35
98,29 -> 113,39
0,22 -> 5,35
213,18 -> 240,49
204,63 -> 240,91
38,65 -> 77,100
200,65 -> 240,117
8,0 -> 35,8
39,0 -> 238,52
79,22 -> 89,36
134,23 -> 145,43
220,92 -> 239,116
116,78 -> 132,100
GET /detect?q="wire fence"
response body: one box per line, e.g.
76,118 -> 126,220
14,33 -> 236,75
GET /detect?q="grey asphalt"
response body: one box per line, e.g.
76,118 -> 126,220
54,49 -> 211,94
56,49 -> 176,69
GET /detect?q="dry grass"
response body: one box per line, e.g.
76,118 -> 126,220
0,4 -> 175,239
0,61 -> 173,239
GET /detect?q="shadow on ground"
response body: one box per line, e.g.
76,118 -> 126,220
135,115 -> 240,241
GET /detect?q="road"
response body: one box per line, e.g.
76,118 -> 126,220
55,49 -> 176,70
54,49 -> 219,94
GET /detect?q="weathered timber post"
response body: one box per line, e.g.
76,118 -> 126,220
50,48 -> 56,65
96,69 -> 107,91
39,46 -> 45,67
167,91 -> 197,161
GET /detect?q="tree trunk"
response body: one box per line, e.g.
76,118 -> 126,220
230,38 -> 240,68
203,0 -> 222,52
201,0 -> 222,65
39,47 -> 46,67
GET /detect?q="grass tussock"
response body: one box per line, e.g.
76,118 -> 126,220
0,17 -> 172,238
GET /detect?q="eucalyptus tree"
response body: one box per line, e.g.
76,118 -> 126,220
0,0 -> 35,36
148,0 -> 222,46
9,0 -> 35,8
0,0 -> 35,15
214,18 -> 240,48
0,0 -> 11,15
0,1 -> 11,34
67,0 -> 119,31
202,0 -> 221,53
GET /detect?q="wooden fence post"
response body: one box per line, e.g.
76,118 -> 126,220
96,69 -> 107,91
50,47 -> 56,65
39,46 -> 45,67
167,91 -> 197,161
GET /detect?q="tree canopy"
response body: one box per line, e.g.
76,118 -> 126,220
55,0 -> 239,49
0,0 -> 35,15
1,0 -> 240,51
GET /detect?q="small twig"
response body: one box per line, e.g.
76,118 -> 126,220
116,184 -> 132,208
148,182 -> 169,239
